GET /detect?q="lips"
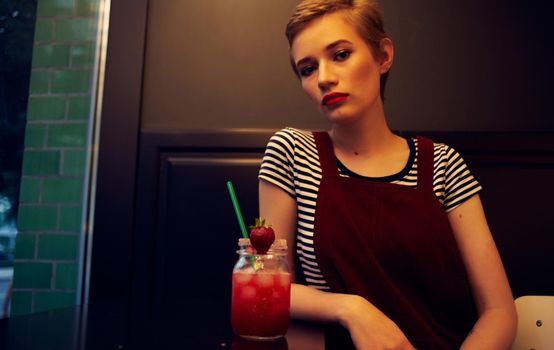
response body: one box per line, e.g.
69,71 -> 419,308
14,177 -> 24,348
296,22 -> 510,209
322,92 -> 349,107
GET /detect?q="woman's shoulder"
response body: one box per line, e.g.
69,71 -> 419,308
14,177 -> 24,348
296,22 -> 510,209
432,141 -> 455,155
269,127 -> 317,149
431,141 -> 466,168
273,127 -> 314,139
412,137 -> 462,164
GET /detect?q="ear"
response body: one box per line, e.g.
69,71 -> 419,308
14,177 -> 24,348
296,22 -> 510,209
379,37 -> 394,74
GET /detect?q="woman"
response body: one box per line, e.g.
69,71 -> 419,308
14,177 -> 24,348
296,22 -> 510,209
258,0 -> 517,349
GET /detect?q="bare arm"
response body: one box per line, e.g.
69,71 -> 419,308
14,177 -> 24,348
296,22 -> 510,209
448,195 -> 517,349
259,179 -> 297,281
259,179 -> 414,349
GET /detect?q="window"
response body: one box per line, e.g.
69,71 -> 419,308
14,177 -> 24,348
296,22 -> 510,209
0,0 -> 36,317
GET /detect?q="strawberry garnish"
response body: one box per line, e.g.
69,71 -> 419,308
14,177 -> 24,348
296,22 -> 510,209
249,217 -> 275,254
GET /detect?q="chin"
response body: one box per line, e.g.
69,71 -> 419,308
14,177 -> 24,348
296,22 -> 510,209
323,109 -> 359,125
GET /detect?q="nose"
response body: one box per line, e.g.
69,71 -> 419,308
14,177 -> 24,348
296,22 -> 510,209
317,61 -> 337,91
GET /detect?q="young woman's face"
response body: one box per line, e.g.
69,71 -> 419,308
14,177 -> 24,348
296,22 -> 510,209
291,12 -> 392,125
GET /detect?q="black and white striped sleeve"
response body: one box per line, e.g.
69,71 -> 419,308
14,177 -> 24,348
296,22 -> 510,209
442,145 -> 482,211
259,129 -> 296,198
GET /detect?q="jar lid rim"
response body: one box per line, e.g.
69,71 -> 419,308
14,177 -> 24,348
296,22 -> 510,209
238,238 -> 287,249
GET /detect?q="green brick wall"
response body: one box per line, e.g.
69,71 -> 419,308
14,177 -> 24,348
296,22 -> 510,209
11,0 -> 99,317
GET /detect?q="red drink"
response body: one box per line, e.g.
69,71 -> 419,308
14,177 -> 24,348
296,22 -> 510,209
231,270 -> 291,340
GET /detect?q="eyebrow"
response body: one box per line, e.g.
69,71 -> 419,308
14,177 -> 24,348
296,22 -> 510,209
295,39 -> 353,68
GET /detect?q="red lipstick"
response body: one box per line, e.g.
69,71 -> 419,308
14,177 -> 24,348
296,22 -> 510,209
322,92 -> 349,107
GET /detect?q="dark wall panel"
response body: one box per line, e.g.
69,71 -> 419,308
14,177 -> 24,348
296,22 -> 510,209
131,131 -> 272,315
383,0 -> 554,131
141,0 -> 322,130
141,1 -> 553,131
461,148 -> 554,298
152,153 -> 261,343
158,154 -> 261,299
476,165 -> 554,297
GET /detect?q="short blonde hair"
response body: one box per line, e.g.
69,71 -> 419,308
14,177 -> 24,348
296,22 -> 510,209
285,0 -> 390,100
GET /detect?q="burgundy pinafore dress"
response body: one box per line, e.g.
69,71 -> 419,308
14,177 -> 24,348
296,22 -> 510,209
312,132 -> 477,349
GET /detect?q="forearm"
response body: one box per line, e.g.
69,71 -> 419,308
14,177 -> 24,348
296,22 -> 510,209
291,283 -> 416,349
290,283 -> 355,325
449,197 -> 517,349
460,306 -> 517,350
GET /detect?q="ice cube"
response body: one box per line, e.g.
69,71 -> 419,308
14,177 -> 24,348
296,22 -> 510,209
256,273 -> 274,288
233,271 -> 253,285
241,286 -> 256,299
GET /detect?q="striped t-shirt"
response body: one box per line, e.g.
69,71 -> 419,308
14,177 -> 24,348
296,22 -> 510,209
258,127 -> 482,290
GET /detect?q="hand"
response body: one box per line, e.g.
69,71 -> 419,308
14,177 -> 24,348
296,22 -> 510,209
338,294 -> 416,350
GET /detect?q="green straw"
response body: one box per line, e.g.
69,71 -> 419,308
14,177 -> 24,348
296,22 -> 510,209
227,181 -> 258,268
226,180 -> 248,239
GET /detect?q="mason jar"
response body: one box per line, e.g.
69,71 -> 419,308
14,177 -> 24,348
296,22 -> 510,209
231,238 -> 291,340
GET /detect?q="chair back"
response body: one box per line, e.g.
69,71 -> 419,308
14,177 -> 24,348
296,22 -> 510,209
512,295 -> 554,350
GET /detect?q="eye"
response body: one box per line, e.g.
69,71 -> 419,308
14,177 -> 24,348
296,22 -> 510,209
299,65 -> 316,77
334,50 -> 351,61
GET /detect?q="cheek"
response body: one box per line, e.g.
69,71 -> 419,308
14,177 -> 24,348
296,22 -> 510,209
349,63 -> 380,100
352,63 -> 374,86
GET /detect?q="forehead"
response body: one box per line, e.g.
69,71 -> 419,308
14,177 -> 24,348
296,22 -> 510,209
291,12 -> 365,60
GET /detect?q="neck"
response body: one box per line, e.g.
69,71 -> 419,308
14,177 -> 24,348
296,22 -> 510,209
329,100 -> 399,157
